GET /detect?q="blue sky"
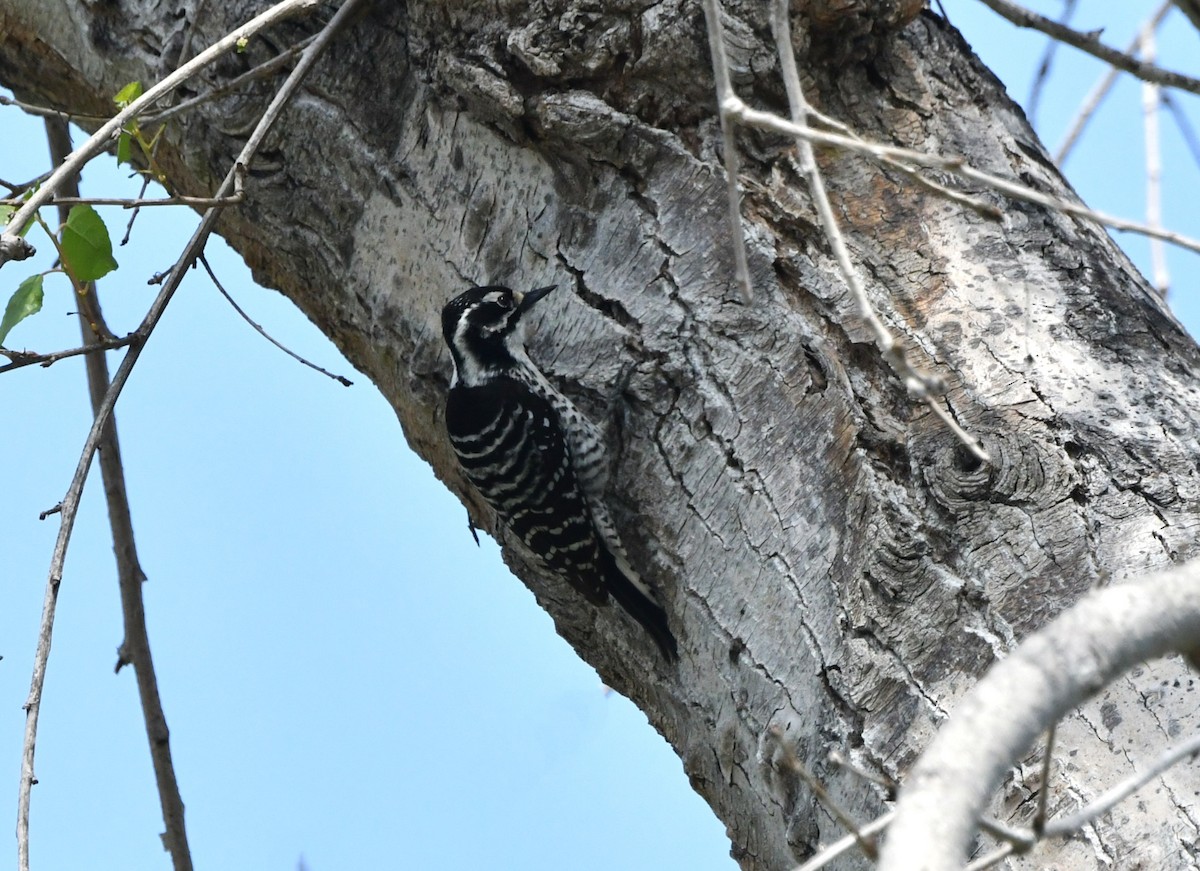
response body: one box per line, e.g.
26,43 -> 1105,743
3,3 -> 1199,869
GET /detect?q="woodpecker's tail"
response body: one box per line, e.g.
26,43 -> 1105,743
601,550 -> 678,662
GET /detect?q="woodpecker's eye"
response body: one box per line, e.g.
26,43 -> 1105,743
480,289 -> 513,311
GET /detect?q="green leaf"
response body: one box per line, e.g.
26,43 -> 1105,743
113,81 -> 143,108
116,130 -> 133,166
0,202 -> 36,238
0,274 -> 45,346
60,204 -> 118,282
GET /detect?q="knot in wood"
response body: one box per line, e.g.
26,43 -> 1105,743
923,431 -> 1073,510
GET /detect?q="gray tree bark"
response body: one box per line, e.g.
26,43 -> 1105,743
2,1 -> 1197,868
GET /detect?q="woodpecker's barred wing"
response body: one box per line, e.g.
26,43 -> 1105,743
447,378 -> 609,605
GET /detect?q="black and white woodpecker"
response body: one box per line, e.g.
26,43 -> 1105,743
441,285 -> 678,661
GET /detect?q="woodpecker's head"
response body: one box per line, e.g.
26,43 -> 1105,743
442,284 -> 555,387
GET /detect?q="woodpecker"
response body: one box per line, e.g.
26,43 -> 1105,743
441,284 -> 678,661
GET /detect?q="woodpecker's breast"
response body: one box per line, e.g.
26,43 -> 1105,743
446,377 -> 608,604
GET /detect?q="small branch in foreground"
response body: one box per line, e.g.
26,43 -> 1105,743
46,114 -> 182,869
791,812 -> 894,871
0,0 -> 322,260
878,565 -> 1200,871
0,192 -> 244,209
0,335 -> 139,374
724,98 -> 1200,258
0,93 -> 108,123
1032,724 -> 1055,836
1041,731 -> 1200,837
15,1 -> 367,868
977,0 -> 1200,96
699,0 -> 754,304
964,842 -> 1016,871
761,725 -> 876,860
143,36 -> 317,127
804,107 -> 1001,221
198,254 -> 352,387
768,0 -> 989,463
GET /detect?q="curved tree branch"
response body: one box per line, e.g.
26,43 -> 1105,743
879,565 -> 1200,871
977,0 -> 1200,95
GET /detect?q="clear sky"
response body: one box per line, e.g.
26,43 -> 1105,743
3,3 -> 1199,870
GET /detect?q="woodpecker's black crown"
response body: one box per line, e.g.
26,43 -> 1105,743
441,285 -> 554,386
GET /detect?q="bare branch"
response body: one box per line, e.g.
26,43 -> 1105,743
0,0 -> 323,260
791,812 -> 895,871
0,192 -> 244,210
0,93 -> 107,122
45,113 -> 193,868
769,0 -> 989,463
1140,25 -> 1169,296
963,842 -> 1016,871
1053,2 -> 1173,165
15,1 -> 370,867
762,725 -> 876,860
878,564 -> 1200,871
1032,725 -> 1055,835
143,35 -> 317,127
1027,0 -> 1077,124
725,99 -> 1200,257
699,0 -> 753,304
0,335 -> 138,374
977,0 -> 1200,96
1175,0 -> 1200,30
0,232 -> 36,263
198,254 -> 352,386
1042,732 -> 1200,837
1162,92 -> 1200,169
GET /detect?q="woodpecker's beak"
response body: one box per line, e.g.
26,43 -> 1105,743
516,285 -> 555,315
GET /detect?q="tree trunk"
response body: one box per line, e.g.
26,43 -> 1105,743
2,2 -> 1196,867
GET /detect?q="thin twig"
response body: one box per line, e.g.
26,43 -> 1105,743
0,0 -> 322,256
790,812 -> 894,871
724,98 -> 1200,258
51,115 -> 188,868
15,2 -> 367,867
977,815 -> 1035,849
143,36 -> 316,127
805,108 -> 1000,220
120,173 -> 156,247
964,842 -> 1016,871
198,254 -> 352,386
0,93 -> 108,123
1162,92 -> 1200,169
699,0 -> 754,304
1033,724 -> 1056,836
769,0 -> 989,462
1027,0 -> 1078,124
1054,2 -> 1173,164
0,192 -> 244,209
1140,25 -> 1169,297
764,726 -> 876,861
0,335 -> 138,374
827,750 -> 897,796
977,0 -> 1200,96
0,169 -> 55,197
1042,731 -> 1200,837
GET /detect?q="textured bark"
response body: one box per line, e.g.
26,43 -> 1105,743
2,1 -> 1197,868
